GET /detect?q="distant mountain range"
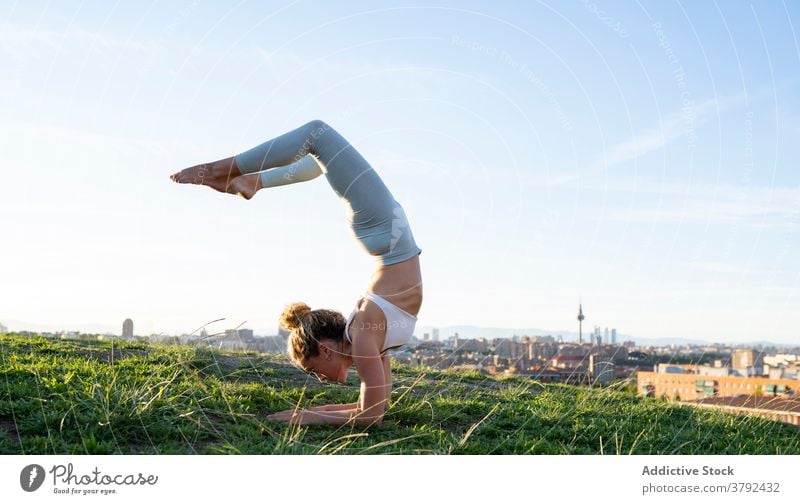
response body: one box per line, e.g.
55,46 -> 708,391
416,325 -> 799,349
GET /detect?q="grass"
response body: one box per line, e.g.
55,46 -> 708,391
1,332 -> 798,455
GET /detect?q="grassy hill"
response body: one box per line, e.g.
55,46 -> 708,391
1,332 -> 798,455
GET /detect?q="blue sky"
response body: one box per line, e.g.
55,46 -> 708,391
1,1 -> 799,343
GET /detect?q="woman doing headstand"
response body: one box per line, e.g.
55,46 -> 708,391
170,120 -> 423,428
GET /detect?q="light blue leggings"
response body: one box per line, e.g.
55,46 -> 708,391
234,120 -> 422,266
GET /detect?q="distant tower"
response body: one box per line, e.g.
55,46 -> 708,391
604,327 -> 609,344
611,328 -> 617,344
122,319 -> 133,339
577,303 -> 585,344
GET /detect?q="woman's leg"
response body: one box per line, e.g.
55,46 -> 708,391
234,120 -> 422,266
226,154 -> 324,199
257,154 -> 324,188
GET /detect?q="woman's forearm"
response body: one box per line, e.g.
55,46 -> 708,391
306,402 -> 359,412
292,408 -> 381,428
324,402 -> 360,411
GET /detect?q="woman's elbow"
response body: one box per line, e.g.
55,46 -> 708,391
353,412 -> 384,428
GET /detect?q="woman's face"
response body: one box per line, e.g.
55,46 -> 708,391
301,340 -> 350,384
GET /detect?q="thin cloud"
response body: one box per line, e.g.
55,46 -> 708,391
687,261 -> 770,275
547,90 -> 754,189
0,21 -> 151,60
590,181 -> 800,225
590,91 -> 749,171
251,43 -> 470,102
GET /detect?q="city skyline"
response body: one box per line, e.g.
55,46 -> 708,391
6,315 -> 798,349
2,2 -> 799,343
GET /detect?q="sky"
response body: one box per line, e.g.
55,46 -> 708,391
1,0 -> 799,343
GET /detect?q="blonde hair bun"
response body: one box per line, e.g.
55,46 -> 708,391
280,302 -> 312,330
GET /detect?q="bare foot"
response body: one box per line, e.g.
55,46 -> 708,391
170,156 -> 242,193
226,173 -> 263,200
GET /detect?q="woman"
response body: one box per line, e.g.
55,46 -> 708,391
170,120 -> 423,428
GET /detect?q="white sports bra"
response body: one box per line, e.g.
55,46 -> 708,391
344,291 -> 417,353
